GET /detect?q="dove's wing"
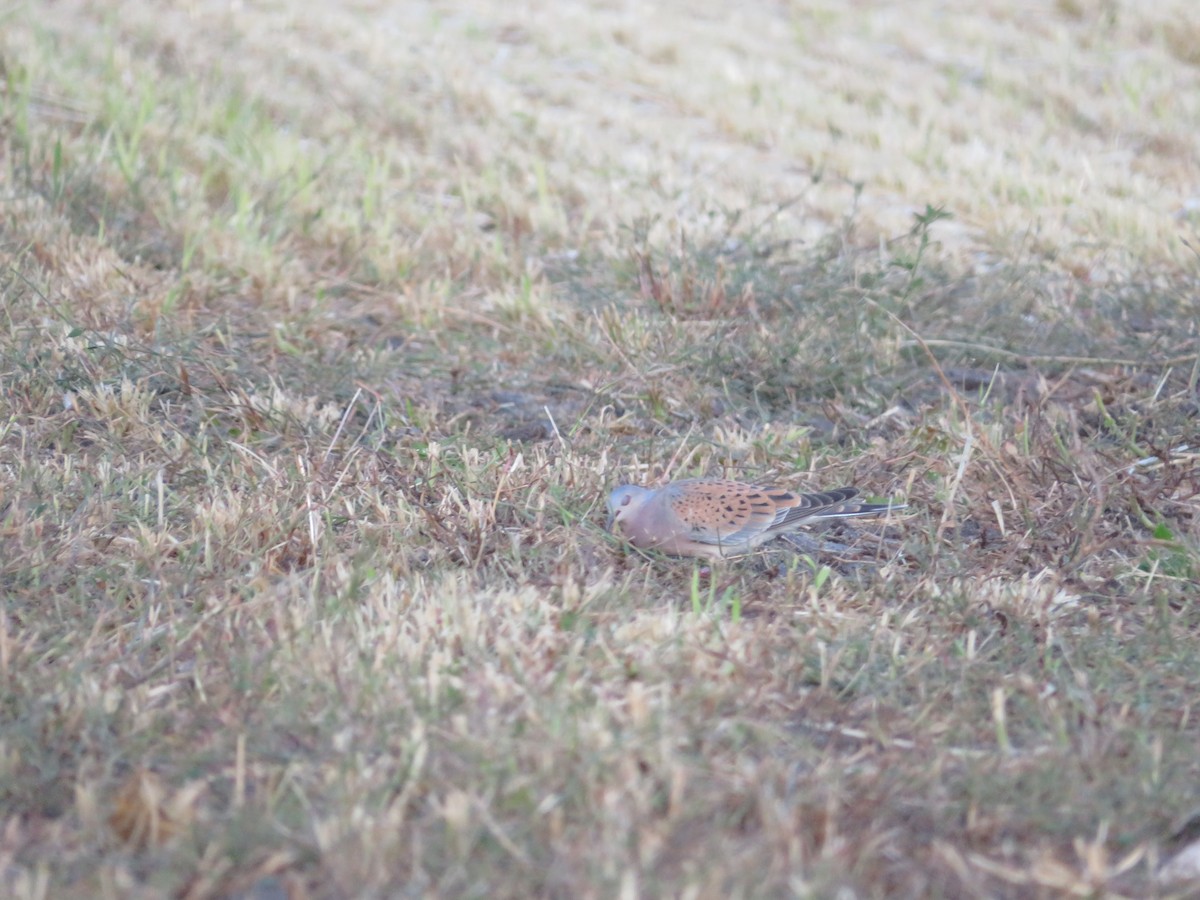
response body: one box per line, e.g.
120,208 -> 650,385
662,480 -> 863,550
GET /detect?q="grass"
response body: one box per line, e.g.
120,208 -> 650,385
3,1 -> 1200,897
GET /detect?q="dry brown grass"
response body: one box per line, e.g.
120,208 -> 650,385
2,1 -> 1200,897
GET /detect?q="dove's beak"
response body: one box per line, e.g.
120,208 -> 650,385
604,511 -> 616,533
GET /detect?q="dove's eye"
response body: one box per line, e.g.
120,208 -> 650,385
620,495 -> 632,507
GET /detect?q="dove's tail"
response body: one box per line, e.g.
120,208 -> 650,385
815,500 -> 907,520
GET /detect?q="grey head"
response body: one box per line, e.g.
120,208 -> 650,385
605,484 -> 652,532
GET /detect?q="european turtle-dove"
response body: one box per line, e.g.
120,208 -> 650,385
606,478 -> 904,559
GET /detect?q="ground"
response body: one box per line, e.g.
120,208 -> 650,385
2,0 -> 1199,897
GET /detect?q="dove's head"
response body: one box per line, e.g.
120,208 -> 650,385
605,484 -> 651,533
